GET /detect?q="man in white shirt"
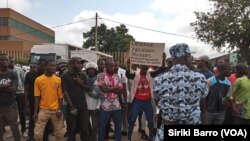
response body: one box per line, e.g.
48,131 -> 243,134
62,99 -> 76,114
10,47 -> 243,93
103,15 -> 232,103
114,61 -> 129,136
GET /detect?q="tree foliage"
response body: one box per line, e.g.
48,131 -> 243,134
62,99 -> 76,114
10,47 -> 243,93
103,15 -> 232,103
191,0 -> 250,64
83,24 -> 135,52
16,58 -> 28,65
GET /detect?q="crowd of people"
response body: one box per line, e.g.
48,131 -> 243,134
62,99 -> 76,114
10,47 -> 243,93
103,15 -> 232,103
0,43 -> 250,141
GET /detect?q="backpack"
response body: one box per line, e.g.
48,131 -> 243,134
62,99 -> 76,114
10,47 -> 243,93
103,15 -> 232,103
206,77 -> 230,113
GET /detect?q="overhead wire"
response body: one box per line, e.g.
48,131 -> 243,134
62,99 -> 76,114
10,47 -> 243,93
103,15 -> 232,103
9,15 -> 195,39
98,17 -> 195,39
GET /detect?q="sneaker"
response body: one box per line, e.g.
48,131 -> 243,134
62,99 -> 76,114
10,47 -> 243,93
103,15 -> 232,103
22,131 -> 28,138
141,130 -> 149,140
109,134 -> 115,139
64,132 -> 68,137
141,134 -> 149,140
5,132 -> 13,138
122,131 -> 128,136
109,127 -> 114,133
138,128 -> 142,133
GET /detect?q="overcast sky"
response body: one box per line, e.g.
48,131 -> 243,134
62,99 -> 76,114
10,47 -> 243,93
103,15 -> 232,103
0,0 -> 225,58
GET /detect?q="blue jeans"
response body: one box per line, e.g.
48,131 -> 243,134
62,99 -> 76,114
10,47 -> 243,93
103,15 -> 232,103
98,108 -> 121,141
128,99 -> 154,141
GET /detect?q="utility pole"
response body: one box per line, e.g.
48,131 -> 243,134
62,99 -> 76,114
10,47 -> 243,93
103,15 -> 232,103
95,13 -> 98,51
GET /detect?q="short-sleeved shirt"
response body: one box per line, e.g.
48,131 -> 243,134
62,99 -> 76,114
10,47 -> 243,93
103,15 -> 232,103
207,76 -> 231,89
0,70 -> 18,108
97,72 -> 122,111
24,71 -> 42,102
61,71 -> 88,110
13,66 -> 25,94
199,70 -> 214,79
34,74 -> 63,111
232,76 -> 250,119
154,64 -> 208,124
135,74 -> 151,101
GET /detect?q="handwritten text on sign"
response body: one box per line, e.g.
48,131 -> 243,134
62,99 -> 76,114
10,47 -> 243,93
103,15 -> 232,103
129,41 -> 165,66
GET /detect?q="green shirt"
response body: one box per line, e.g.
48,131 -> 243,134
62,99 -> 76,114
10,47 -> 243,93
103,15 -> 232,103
233,76 -> 250,119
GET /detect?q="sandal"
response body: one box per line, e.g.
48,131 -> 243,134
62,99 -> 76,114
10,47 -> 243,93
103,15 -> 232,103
141,132 -> 149,140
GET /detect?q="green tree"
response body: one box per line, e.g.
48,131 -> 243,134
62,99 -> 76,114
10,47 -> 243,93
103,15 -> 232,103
16,58 -> 28,65
83,23 -> 135,52
191,0 -> 250,64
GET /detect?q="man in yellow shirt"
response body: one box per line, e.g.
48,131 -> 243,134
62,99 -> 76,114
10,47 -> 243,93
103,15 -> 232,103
33,59 -> 64,141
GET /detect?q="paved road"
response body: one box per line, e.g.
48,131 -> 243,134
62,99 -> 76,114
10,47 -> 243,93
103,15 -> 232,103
3,123 -> 150,141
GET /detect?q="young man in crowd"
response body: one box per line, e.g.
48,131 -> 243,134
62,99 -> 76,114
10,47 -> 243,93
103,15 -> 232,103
97,59 -> 123,141
114,60 -> 128,136
33,60 -> 64,141
61,57 -> 90,141
231,64 -> 250,124
204,63 -> 231,124
85,62 -> 100,141
197,55 -> 214,79
25,58 -> 52,141
8,57 -> 27,137
126,59 -> 155,141
0,54 -> 20,141
197,55 -> 214,123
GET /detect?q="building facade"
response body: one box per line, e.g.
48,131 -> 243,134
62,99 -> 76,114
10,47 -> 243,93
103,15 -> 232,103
0,8 -> 55,59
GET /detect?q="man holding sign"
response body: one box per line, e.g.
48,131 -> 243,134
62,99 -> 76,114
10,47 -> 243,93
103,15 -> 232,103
126,59 -> 154,141
126,41 -> 165,141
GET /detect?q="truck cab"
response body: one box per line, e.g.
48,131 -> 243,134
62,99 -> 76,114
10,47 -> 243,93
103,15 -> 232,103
29,44 -> 69,64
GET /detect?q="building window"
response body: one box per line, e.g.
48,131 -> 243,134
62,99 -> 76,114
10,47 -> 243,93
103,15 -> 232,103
0,35 -> 22,41
0,17 -> 8,26
0,35 -> 9,40
9,18 -> 55,42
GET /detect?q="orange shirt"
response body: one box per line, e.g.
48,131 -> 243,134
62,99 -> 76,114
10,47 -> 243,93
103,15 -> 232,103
135,74 -> 151,101
34,74 -> 63,111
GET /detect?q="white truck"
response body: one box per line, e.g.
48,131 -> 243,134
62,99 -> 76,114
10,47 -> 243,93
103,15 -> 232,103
29,44 -> 113,65
29,44 -> 69,64
29,44 -> 82,64
71,50 -> 113,63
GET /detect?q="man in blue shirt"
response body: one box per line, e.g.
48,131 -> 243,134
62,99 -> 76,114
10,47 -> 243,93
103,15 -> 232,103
154,43 -> 208,141
197,55 -> 214,79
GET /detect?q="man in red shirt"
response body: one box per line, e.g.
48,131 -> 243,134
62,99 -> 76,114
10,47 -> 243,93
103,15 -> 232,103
126,60 -> 154,141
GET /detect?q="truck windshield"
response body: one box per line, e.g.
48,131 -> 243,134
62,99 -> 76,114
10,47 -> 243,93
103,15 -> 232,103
29,53 -> 56,64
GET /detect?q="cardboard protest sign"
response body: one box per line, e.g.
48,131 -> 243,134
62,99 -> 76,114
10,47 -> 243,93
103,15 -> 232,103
129,41 -> 165,66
